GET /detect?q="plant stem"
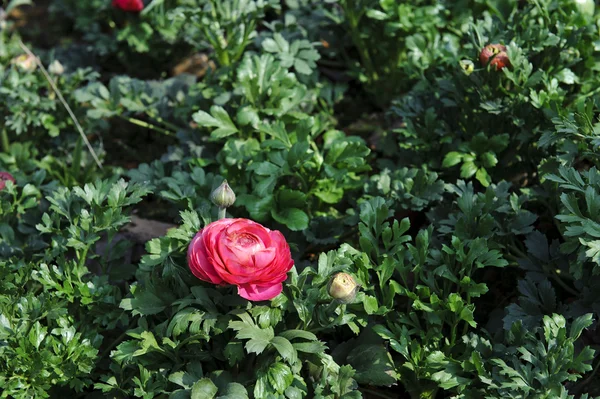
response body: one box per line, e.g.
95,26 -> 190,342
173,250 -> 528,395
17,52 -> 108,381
1,129 -> 9,153
344,0 -> 378,83
71,135 -> 83,184
218,207 -> 227,220
18,40 -> 103,169
152,115 -> 181,132
118,115 -> 174,136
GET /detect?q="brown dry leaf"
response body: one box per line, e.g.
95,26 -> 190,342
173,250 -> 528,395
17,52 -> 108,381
171,53 -> 216,78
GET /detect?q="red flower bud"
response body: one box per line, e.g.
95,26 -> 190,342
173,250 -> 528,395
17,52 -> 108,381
0,172 -> 15,191
480,44 -> 510,70
112,0 -> 144,12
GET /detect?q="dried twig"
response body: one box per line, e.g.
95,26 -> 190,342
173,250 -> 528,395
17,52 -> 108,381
17,39 -> 103,169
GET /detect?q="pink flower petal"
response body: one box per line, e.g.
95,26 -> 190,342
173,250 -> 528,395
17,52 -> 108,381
187,232 -> 224,284
237,282 -> 283,301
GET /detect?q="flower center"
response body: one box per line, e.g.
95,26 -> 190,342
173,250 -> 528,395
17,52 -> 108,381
233,233 -> 262,253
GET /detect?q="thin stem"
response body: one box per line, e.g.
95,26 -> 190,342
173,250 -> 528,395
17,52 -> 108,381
549,272 -> 579,296
509,245 -> 528,259
71,135 -> 83,184
152,115 -> 181,132
118,115 -> 174,136
1,128 -> 9,153
218,207 -> 227,220
344,0 -> 378,83
18,40 -> 103,169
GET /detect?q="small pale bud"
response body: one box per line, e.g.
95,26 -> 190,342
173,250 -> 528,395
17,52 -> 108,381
48,60 -> 65,75
459,59 -> 474,75
328,273 -> 359,303
210,180 -> 236,208
11,54 -> 37,72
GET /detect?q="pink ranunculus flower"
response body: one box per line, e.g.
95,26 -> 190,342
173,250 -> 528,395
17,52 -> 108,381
112,0 -> 144,12
187,218 -> 294,301
0,172 -> 15,191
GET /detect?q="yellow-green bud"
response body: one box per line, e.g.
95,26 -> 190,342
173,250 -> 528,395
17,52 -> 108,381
210,180 -> 236,208
328,273 -> 359,303
459,59 -> 475,75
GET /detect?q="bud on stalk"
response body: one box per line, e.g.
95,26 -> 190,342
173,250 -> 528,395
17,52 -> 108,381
459,59 -> 474,75
328,272 -> 359,304
211,180 -> 236,219
479,44 -> 510,71
48,60 -> 65,76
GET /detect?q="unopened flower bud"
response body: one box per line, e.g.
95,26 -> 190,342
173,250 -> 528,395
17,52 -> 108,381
479,44 -> 510,70
328,273 -> 359,303
48,60 -> 65,76
0,171 -> 15,191
11,54 -> 37,72
459,59 -> 474,75
210,180 -> 236,208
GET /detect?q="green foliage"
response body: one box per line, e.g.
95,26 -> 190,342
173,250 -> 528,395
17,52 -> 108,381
472,314 -> 596,398
0,174 -> 150,398
2,0 -> 600,397
546,166 -> 600,278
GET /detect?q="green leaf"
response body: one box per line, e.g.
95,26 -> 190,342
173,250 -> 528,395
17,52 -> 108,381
192,106 -> 238,139
570,313 -> 593,339
442,151 -> 463,168
278,330 -> 318,341
347,344 -> 397,386
267,362 -> 294,394
28,322 -> 47,350
272,208 -> 309,231
191,379 -> 218,399
217,383 -> 249,399
460,161 -> 478,178
363,295 -> 379,314
366,9 -> 389,20
271,336 -> 298,364
229,319 -> 275,355
475,167 -> 491,187
259,122 -> 292,148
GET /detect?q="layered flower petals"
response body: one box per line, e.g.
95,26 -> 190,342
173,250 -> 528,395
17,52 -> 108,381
0,172 -> 15,191
187,218 -> 294,301
112,0 -> 144,12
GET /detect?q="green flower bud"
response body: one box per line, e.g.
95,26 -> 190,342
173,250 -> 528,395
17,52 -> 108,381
210,180 -> 236,208
328,272 -> 359,303
460,59 -> 475,75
